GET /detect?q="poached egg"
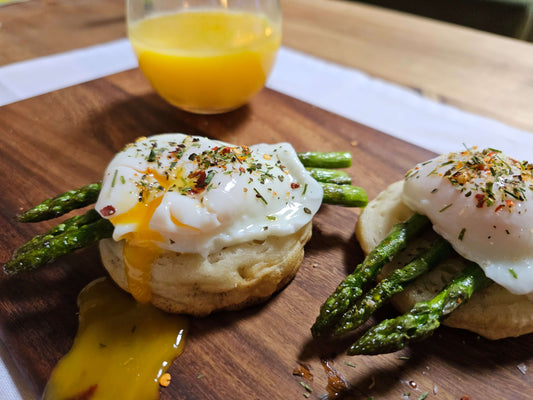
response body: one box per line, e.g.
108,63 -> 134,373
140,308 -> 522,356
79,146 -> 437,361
403,147 -> 533,295
95,134 -> 323,302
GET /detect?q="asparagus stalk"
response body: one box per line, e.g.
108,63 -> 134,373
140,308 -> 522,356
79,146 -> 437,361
306,168 -> 352,185
17,182 -> 102,222
311,213 -> 431,337
348,262 -> 492,355
298,152 -> 352,168
14,209 -> 102,257
4,217 -> 114,274
320,183 -> 368,207
334,236 -> 452,335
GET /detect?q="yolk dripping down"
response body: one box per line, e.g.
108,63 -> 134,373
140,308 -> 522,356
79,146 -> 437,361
110,168 -> 190,303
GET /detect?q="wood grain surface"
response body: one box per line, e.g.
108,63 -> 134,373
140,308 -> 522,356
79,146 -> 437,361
0,69 -> 531,399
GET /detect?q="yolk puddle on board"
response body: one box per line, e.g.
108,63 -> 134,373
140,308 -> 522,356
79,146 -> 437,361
43,277 -> 188,400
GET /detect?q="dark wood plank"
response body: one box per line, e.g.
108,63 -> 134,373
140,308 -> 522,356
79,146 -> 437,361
0,70 -> 531,399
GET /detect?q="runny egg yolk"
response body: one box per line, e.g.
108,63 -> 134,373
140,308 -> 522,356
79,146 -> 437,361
110,168 -> 189,303
43,277 -> 188,400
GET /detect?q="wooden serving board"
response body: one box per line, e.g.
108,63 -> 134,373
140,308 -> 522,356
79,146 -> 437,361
0,69 -> 531,399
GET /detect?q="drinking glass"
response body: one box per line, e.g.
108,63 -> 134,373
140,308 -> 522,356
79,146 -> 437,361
127,0 -> 282,114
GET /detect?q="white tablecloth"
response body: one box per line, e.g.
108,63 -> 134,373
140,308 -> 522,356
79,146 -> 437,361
1,39 -> 531,399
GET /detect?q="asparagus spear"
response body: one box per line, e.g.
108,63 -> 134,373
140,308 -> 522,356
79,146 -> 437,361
348,262 -> 492,355
4,217 -> 114,274
306,168 -> 352,185
14,209 -> 102,257
17,182 -> 102,222
311,213 -> 431,337
320,183 -> 368,207
298,152 -> 352,168
334,236 -> 452,335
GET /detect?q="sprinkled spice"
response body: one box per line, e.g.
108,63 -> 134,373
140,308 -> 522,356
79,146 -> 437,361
458,228 -> 466,241
100,205 -> 116,217
509,268 -> 518,279
111,170 -> 118,188
406,147 -> 532,214
124,136 -> 300,206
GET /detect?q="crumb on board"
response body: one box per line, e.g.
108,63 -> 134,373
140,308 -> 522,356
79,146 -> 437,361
159,373 -> 171,387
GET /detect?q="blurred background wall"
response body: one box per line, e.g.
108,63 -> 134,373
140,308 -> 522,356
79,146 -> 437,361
347,0 -> 533,41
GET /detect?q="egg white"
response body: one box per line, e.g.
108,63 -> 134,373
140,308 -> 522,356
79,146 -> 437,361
402,148 -> 533,295
95,134 -> 323,257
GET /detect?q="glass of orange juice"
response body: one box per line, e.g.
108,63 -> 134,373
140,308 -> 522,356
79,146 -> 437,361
127,0 -> 282,114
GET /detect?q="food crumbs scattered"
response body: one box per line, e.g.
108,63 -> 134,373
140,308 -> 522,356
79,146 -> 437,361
293,362 -> 314,381
159,373 -> 171,387
197,373 -> 205,379
350,140 -> 358,147
368,376 -> 375,389
300,381 -> 313,393
408,380 -> 417,389
460,396 -> 471,400
517,363 -> 527,375
321,359 -> 349,399
345,361 -> 356,368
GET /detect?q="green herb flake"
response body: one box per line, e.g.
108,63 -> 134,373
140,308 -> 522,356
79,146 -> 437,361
300,382 -> 312,393
398,356 -> 410,360
147,145 -> 157,162
303,183 -> 308,195
120,175 -> 126,185
458,228 -> 466,241
417,392 -> 429,400
253,188 -> 268,205
204,170 -> 215,186
509,268 -> 518,279
345,361 -> 357,368
197,373 -> 204,379
266,215 -> 276,221
111,169 -> 118,188
439,203 -> 453,212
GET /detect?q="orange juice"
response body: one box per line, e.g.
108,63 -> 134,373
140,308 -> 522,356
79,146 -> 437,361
128,10 -> 281,113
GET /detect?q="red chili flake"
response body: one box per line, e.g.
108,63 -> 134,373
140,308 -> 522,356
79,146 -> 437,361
100,205 -> 116,217
461,396 -> 471,400
221,147 -> 232,154
494,204 -> 504,213
475,193 -> 485,208
291,183 -> 300,189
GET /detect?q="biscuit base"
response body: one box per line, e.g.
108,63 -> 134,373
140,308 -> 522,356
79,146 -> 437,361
100,223 -> 312,316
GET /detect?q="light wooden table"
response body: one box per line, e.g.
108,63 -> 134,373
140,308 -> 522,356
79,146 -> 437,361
1,0 -> 532,132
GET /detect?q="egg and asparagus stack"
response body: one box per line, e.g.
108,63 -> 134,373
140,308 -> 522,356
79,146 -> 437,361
313,147 -> 533,354
4,134 -> 367,315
